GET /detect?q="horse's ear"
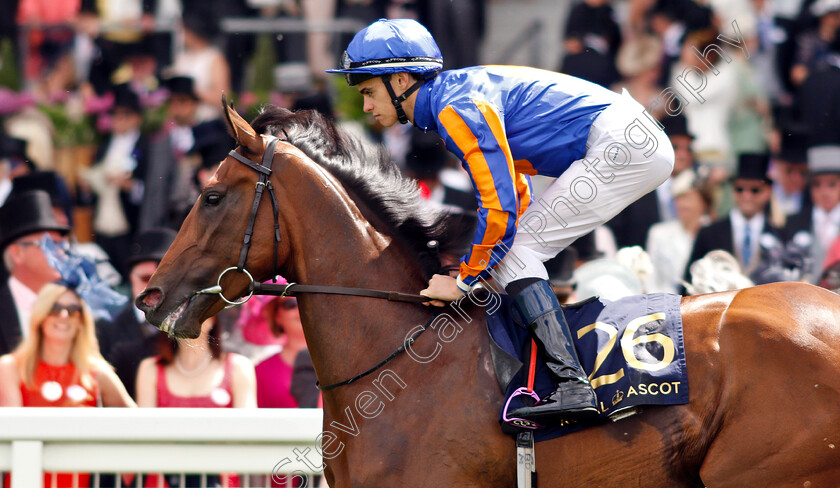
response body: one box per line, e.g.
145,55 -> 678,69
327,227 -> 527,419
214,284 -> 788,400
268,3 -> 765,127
221,93 -> 264,154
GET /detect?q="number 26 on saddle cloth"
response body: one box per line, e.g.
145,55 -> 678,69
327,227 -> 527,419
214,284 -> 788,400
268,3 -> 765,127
487,293 -> 689,442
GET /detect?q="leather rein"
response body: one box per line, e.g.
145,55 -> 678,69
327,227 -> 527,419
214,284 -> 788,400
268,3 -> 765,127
195,134 -> 430,307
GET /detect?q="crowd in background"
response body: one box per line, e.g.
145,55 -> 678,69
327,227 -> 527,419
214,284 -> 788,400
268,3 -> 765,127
1,0 -> 840,483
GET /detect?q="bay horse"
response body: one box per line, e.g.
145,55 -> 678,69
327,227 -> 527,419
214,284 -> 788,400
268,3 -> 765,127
137,101 -> 840,487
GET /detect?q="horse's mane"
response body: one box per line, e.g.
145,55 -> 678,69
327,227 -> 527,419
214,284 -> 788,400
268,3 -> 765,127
250,106 -> 458,277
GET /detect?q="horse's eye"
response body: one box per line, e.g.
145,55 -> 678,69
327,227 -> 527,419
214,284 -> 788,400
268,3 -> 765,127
205,193 -> 223,206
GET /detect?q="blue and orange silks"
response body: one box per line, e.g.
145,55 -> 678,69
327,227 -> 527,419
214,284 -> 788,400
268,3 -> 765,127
412,66 -> 623,289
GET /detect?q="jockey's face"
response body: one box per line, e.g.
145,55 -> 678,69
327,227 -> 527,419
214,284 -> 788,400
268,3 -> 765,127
357,77 -> 399,127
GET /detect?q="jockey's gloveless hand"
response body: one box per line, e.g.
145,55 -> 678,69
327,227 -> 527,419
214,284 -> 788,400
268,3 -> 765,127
420,274 -> 462,307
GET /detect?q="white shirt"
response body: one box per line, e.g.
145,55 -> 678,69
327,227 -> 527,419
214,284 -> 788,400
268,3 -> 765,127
102,130 -> 140,175
88,129 -> 140,236
8,276 -> 37,340
169,124 -> 195,156
813,205 -> 840,250
646,220 -> 695,293
0,177 -> 12,206
663,23 -> 686,57
730,209 -> 765,267
655,178 -> 675,222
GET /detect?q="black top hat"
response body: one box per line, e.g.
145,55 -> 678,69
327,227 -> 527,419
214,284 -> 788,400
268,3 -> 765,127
660,114 -> 694,140
650,0 -> 711,30
127,228 -> 178,266
111,84 -> 142,114
194,140 -> 233,170
649,0 -> 681,18
293,93 -> 334,119
775,128 -> 808,164
189,120 -> 234,169
0,133 -> 28,160
733,153 -> 772,182
406,130 -> 449,177
123,36 -> 154,59
545,247 -> 579,287
0,190 -> 70,252
10,171 -> 72,207
165,76 -> 199,100
182,12 -> 220,42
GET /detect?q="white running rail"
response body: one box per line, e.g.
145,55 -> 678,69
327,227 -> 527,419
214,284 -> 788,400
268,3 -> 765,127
0,408 -> 324,488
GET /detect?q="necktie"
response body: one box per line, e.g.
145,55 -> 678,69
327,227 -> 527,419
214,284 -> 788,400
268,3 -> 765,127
743,225 -> 752,266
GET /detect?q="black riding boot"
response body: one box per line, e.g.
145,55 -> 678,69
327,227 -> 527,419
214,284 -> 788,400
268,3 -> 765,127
507,279 -> 599,423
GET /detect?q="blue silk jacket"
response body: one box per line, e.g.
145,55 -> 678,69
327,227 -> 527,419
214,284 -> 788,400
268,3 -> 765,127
412,66 -> 622,288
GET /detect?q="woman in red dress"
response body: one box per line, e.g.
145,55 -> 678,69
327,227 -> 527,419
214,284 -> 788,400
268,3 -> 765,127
0,282 -> 135,487
136,317 -> 256,487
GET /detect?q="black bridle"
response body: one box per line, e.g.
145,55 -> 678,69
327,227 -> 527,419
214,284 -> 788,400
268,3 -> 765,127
196,136 -> 283,306
195,134 -> 431,306
192,132 -> 446,390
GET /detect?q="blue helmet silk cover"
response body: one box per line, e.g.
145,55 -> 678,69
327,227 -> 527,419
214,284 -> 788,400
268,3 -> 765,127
326,19 -> 443,124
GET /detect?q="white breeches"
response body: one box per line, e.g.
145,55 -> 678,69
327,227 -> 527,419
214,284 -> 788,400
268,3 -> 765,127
492,91 -> 675,288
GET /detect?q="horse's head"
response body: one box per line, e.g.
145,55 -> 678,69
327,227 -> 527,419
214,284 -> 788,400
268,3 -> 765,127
137,96 -> 453,338
136,97 -> 298,338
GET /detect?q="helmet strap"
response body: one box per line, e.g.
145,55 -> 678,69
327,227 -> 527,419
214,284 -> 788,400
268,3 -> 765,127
381,74 -> 425,125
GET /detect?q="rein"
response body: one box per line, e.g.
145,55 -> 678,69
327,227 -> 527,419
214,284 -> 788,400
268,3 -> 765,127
251,281 -> 430,303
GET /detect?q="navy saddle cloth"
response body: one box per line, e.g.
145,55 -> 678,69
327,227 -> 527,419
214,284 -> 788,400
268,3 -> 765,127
487,293 -> 689,442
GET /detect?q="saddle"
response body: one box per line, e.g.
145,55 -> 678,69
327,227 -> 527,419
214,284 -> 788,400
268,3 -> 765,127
486,292 -> 689,442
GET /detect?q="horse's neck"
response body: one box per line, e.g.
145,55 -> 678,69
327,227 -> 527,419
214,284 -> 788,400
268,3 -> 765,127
281,165 -> 435,397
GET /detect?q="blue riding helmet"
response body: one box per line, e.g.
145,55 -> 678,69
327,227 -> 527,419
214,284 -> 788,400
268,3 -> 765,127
326,18 -> 443,85
327,19 -> 442,125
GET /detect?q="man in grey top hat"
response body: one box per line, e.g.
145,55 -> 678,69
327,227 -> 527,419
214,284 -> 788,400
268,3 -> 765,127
785,145 -> 840,282
0,190 -> 70,355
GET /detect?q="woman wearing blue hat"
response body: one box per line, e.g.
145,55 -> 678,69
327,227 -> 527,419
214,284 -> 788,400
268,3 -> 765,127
327,18 -> 675,423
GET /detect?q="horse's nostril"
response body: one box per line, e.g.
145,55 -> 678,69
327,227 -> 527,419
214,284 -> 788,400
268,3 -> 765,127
136,288 -> 163,311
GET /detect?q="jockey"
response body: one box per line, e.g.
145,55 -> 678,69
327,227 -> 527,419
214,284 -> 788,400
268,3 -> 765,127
327,19 -> 674,423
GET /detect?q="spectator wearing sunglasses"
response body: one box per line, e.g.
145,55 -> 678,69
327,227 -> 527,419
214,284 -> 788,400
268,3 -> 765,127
0,190 -> 70,356
96,228 -> 176,399
786,145 -> 840,283
0,282 -> 135,487
0,282 -> 134,407
685,153 -> 783,281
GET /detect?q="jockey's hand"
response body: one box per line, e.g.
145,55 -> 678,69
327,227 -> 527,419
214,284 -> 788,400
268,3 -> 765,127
420,274 -> 462,307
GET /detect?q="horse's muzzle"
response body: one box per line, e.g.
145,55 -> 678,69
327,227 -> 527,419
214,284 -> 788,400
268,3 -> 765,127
135,287 -> 163,314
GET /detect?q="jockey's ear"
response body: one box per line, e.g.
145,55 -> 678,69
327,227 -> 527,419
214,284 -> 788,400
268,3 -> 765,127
221,93 -> 264,155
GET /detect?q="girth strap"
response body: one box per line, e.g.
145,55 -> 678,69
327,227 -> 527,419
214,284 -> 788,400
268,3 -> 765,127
516,431 -> 537,488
